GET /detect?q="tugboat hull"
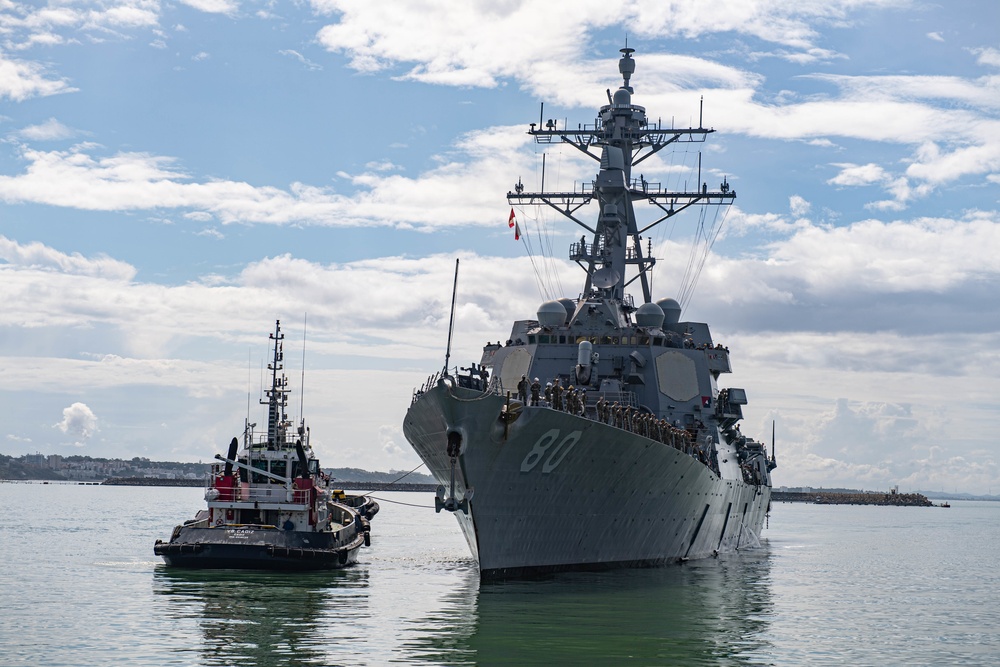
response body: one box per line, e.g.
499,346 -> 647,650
155,524 -> 366,572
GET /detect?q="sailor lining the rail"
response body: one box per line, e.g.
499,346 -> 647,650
517,375 -> 529,404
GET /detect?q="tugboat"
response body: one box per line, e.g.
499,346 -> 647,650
155,320 -> 378,571
404,48 -> 776,578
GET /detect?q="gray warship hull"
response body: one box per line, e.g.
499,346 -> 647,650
405,383 -> 770,577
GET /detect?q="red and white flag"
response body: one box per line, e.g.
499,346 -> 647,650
508,208 -> 516,228
514,221 -> 521,241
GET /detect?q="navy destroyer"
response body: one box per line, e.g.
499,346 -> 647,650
155,320 -> 378,570
404,48 -> 775,578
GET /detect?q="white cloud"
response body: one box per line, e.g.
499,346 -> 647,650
311,0 -> 908,82
789,195 -> 810,217
972,47 -> 1000,69
178,0 -> 239,14
0,52 -> 76,101
279,49 -> 322,71
0,128 -> 533,229
828,162 -> 889,187
0,235 -> 137,280
195,227 -> 224,239
14,117 -> 74,141
55,402 -> 98,441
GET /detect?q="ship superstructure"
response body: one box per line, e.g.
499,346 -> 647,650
404,48 -> 775,578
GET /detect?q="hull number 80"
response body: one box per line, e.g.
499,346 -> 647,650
520,429 -> 582,473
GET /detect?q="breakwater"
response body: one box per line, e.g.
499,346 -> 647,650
773,490 -> 932,506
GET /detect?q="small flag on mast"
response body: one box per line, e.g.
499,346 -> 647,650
514,221 -> 521,241
508,208 -> 516,228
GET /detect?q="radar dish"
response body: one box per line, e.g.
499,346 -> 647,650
592,267 -> 620,289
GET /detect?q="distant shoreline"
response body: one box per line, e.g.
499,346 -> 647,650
99,477 -> 438,492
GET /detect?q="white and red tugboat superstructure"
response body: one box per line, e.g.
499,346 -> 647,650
155,320 -> 378,571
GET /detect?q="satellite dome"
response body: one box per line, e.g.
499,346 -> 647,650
635,302 -> 665,328
655,298 -> 682,325
612,88 -> 631,106
537,300 -> 568,327
558,298 -> 577,320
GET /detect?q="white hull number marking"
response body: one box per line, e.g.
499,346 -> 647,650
521,429 -> 582,473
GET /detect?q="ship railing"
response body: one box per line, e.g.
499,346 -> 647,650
208,484 -> 311,506
412,368 -> 503,405
589,391 -> 637,409
411,371 -> 442,404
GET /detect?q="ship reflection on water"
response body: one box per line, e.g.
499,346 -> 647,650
152,545 -> 772,666
403,547 -> 776,666
152,566 -> 371,667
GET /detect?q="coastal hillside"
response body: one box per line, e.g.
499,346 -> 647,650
0,453 -> 435,485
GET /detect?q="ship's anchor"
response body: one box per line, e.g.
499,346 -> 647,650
436,431 -> 474,514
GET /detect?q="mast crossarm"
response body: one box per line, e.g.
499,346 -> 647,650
631,137 -> 677,167
508,191 -> 594,211
639,128 -> 713,144
560,136 -> 601,161
529,129 -> 601,148
643,191 -> 735,205
540,199 -> 595,234
506,192 -> 595,233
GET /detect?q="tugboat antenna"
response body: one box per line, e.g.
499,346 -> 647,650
443,258 -> 460,374
300,312 -> 307,423
246,346 -> 252,443
772,420 -> 777,464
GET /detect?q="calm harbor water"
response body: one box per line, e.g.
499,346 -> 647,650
1,483 -> 998,666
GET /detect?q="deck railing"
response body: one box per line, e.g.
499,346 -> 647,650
208,484 -> 310,505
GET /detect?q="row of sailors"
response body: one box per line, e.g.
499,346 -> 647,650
516,376 -> 696,455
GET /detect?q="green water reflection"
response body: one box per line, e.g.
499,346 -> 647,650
153,566 -> 370,667
405,549 -> 775,666
152,547 -> 773,666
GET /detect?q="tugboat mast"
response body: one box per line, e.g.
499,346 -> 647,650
508,47 -> 736,307
263,320 -> 289,449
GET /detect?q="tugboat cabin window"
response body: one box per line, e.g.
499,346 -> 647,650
559,335 -> 566,344
270,460 -> 287,480
528,335 -> 536,344
251,459 -> 268,483
539,335 -> 550,343
309,460 -> 320,475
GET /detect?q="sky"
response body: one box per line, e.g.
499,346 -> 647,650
1,0 -> 998,494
